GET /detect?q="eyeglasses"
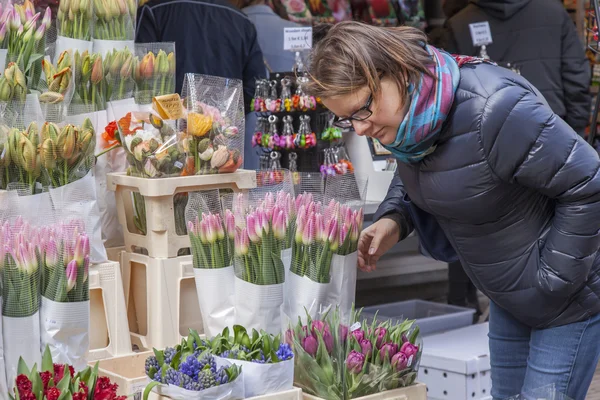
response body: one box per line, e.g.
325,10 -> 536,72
333,93 -> 374,128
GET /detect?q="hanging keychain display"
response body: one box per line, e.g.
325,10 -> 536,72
268,115 -> 280,150
293,76 -> 317,112
281,115 -> 295,149
281,77 -> 293,112
251,116 -> 268,148
333,145 -> 354,175
294,115 -> 317,149
266,80 -> 281,112
320,148 -> 337,176
321,112 -> 343,141
252,79 -> 268,112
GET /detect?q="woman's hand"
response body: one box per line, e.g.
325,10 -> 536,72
358,218 -> 401,272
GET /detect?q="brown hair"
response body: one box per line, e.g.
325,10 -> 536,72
305,22 -> 434,99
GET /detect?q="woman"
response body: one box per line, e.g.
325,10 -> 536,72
305,22 -> 600,400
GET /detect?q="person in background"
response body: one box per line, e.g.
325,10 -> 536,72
233,0 -> 301,73
427,0 -> 468,49
136,0 -> 267,113
444,0 -> 591,136
136,0 -> 267,170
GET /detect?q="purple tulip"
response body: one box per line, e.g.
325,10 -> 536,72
302,335 -> 318,357
391,352 -> 408,371
339,325 -> 348,345
323,329 -> 334,354
311,320 -> 327,335
375,327 -> 387,349
360,339 -> 373,358
400,342 -> 419,358
346,350 -> 365,374
380,343 -> 399,362
351,329 -> 365,343
401,333 -> 408,344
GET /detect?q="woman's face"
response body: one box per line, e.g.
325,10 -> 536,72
321,77 -> 408,145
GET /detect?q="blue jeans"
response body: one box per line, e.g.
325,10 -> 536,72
489,302 -> 600,400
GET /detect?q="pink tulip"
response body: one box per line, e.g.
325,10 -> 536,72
74,235 -> 84,264
356,208 -> 364,231
42,6 -> 50,29
66,260 -> 77,292
83,255 -> 89,283
240,228 -> 249,255
315,213 -> 324,242
273,210 -> 285,240
18,243 -> 30,273
225,210 -> 235,239
375,327 -> 387,349
206,216 -> 217,243
23,11 -> 38,32
302,217 -> 314,246
295,194 -> 304,212
392,352 -> 408,371
360,339 -> 373,358
33,22 -> 44,41
0,22 -> 6,41
45,237 -> 58,267
187,221 -> 195,236
247,215 -> 260,243
350,220 -> 359,241
302,335 -> 318,356
400,342 -> 419,358
380,343 -> 399,362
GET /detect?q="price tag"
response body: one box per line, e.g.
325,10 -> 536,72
284,27 -> 313,51
350,322 -> 361,332
469,21 -> 493,47
153,93 -> 183,120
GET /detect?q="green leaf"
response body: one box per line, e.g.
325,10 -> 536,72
241,332 -> 251,349
409,326 -> 420,344
251,329 -> 260,346
87,362 -> 99,396
222,326 -> 230,341
172,349 -> 182,370
148,366 -> 157,379
273,335 -> 281,353
233,325 -> 244,345
57,366 -> 71,392
31,365 -> 43,399
153,348 -> 165,366
17,357 -> 30,377
57,390 -> 72,400
143,381 -> 161,400
41,346 -> 53,373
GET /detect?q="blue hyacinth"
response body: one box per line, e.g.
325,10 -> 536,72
153,367 -> 163,382
180,355 -> 201,379
163,347 -> 177,365
145,355 -> 159,375
165,368 -> 183,387
276,343 -> 294,361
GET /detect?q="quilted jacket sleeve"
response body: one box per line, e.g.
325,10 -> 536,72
373,176 -> 414,241
482,85 -> 600,297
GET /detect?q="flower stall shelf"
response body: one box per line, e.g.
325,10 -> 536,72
120,252 -> 203,350
246,388 -> 303,399
302,383 -> 427,400
419,323 -> 491,400
95,350 -> 154,398
88,261 -> 133,361
107,170 -> 257,258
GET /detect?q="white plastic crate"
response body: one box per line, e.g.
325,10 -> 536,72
302,383 -> 427,400
246,388 -> 302,399
89,261 -> 134,361
419,323 -> 491,400
95,351 -> 153,399
120,252 -> 204,350
107,170 -> 257,258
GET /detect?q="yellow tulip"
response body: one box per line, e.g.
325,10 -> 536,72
187,113 -> 213,137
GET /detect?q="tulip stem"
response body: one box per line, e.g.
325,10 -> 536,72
95,143 -> 122,158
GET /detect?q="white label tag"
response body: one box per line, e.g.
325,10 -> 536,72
407,355 -> 414,367
469,21 -> 493,46
284,27 -> 313,51
350,322 -> 361,332
174,161 -> 183,169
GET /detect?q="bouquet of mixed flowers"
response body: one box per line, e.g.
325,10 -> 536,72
180,73 -> 244,175
287,308 -> 421,399
143,330 -> 244,400
11,345 -> 127,399
185,189 -> 236,336
210,325 -> 294,397
40,220 -> 91,370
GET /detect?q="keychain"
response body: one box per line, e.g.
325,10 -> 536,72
266,80 -> 281,112
294,115 -> 317,149
281,77 -> 293,112
320,148 -> 337,176
265,115 -> 279,150
252,79 -> 268,112
294,76 -> 317,111
282,115 -> 295,149
321,113 -> 343,141
252,117 -> 268,148
289,152 -> 301,185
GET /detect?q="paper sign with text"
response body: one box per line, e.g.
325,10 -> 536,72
284,27 -> 313,51
469,21 -> 493,47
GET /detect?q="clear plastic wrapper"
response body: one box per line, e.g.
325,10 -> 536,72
111,105 -> 186,178
180,73 -> 244,175
185,189 -> 235,337
104,46 -> 135,101
39,49 -> 75,120
92,0 -> 136,44
133,42 -> 175,105
55,0 -> 94,58
71,50 -> 107,111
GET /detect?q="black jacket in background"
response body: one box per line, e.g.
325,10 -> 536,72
444,0 -> 591,133
136,0 -> 267,112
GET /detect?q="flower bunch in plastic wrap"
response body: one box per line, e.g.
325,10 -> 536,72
93,0 -> 137,40
104,47 -> 134,101
0,62 -> 27,102
116,111 -> 185,178
73,50 -> 107,110
133,49 -> 175,104
40,50 -> 73,105
232,191 -> 292,285
143,330 -> 242,398
291,194 -> 363,283
210,325 -> 294,364
42,220 -> 90,303
57,0 -> 92,40
188,210 -> 234,269
11,345 -> 127,400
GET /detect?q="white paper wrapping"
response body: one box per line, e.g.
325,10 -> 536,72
194,267 -> 235,337
54,36 -> 93,61
285,272 -> 328,323
40,298 -> 90,371
4,191 -> 52,217
106,98 -> 138,122
325,252 -> 358,320
3,313 -> 41,391
24,94 -> 43,127
234,278 -> 283,335
281,248 -> 292,282
214,357 -> 293,397
49,171 -> 108,264
0,299 -> 8,400
0,49 -> 7,71
153,358 -> 245,400
92,39 -> 135,57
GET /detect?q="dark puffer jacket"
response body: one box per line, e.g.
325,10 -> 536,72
444,0 -> 591,133
375,62 -> 600,329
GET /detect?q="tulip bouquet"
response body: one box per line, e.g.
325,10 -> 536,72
0,216 -> 43,389
115,111 -> 185,178
210,325 -> 295,397
143,330 -> 244,400
57,0 -> 93,41
288,308 -> 421,399
11,345 -> 128,399
0,62 -> 28,104
104,47 -> 134,101
134,49 -> 175,105
73,50 -> 108,110
40,50 -> 73,105
92,0 -> 137,41
5,1 -> 51,92
39,220 -> 91,370
180,73 -> 244,175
